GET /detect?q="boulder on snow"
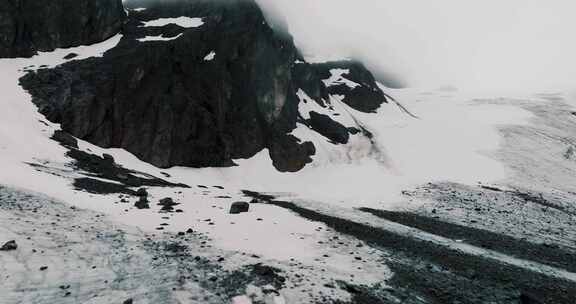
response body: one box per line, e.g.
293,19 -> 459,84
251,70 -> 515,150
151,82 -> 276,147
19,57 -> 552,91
158,197 -> 179,212
0,240 -> 17,251
63,53 -> 79,60
134,197 -> 150,209
230,201 -> 250,214
136,188 -> 148,197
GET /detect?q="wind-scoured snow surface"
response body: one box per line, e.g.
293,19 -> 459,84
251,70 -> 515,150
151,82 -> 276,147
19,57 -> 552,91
2,31 -> 576,304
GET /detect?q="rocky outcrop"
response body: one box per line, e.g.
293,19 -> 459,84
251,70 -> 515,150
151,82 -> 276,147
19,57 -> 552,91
313,61 -> 387,113
0,0 -> 125,58
229,201 -> 250,214
21,0 -> 387,172
307,111 -> 350,144
0,240 -> 17,251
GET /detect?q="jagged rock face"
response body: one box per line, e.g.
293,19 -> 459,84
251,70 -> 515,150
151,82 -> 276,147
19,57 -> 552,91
0,0 -> 125,58
21,0 -> 387,172
314,61 -> 387,113
22,0 -> 315,171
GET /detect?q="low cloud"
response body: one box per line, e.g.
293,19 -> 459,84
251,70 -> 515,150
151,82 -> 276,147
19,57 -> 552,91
258,0 -> 576,91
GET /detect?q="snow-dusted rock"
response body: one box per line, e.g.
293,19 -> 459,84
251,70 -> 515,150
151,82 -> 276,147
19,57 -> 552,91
21,0 -> 387,173
230,201 -> 250,214
0,240 -> 17,251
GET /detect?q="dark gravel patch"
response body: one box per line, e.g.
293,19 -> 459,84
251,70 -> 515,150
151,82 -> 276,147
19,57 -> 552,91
267,200 -> 576,304
359,207 -> 576,273
73,177 -> 136,195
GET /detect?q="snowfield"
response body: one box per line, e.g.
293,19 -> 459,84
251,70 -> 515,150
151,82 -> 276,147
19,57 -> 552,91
2,34 -> 576,303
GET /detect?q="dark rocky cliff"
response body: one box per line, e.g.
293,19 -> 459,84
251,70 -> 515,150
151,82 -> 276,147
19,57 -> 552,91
0,0 -> 125,58
20,0 -> 388,172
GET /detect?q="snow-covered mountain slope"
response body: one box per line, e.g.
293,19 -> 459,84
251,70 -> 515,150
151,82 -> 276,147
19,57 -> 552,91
2,1 -> 576,304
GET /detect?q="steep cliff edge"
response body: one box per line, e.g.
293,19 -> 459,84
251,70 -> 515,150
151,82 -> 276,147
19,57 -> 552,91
0,0 -> 125,58
19,0 -> 388,172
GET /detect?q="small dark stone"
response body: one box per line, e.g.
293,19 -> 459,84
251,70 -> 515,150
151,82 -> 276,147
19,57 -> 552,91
39,266 -> 48,271
159,197 -> 176,206
158,197 -> 179,212
123,299 -> 134,304
186,228 -> 194,234
134,197 -> 150,209
347,127 -> 361,135
229,201 -> 250,214
63,53 -> 78,60
0,240 -> 17,251
136,188 -> 148,197
250,198 -> 263,204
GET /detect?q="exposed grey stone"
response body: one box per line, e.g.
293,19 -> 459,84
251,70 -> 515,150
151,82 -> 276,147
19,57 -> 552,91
0,240 -> 17,251
230,201 -> 250,214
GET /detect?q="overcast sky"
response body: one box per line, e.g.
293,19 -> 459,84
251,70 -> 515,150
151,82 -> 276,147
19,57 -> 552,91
258,0 -> 576,90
